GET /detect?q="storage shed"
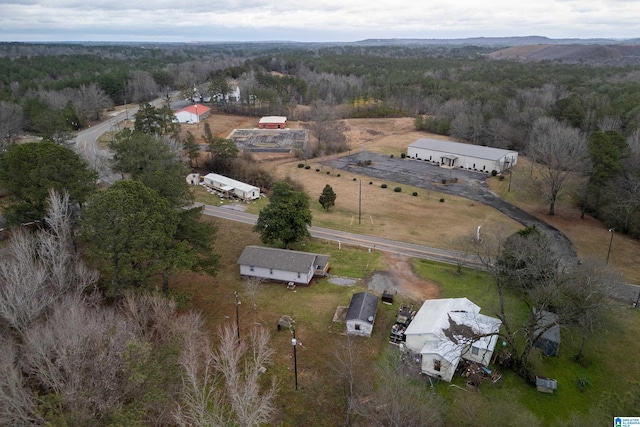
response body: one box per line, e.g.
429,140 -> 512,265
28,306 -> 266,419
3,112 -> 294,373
174,103 -> 211,124
533,308 -> 561,357
258,116 -> 287,129
345,292 -> 378,337
407,138 -> 518,174
202,173 -> 260,201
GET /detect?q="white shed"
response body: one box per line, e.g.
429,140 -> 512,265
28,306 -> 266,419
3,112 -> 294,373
407,138 -> 518,174
202,173 -> 260,200
345,292 -> 378,337
174,103 -> 211,124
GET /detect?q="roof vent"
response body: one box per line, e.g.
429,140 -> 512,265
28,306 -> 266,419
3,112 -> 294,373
368,315 -> 374,323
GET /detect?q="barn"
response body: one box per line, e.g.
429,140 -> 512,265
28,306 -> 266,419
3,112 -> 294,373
174,104 -> 211,124
202,173 -> 260,201
407,138 -> 518,174
404,298 -> 502,382
237,246 -> 330,286
345,292 -> 378,337
258,116 -> 287,129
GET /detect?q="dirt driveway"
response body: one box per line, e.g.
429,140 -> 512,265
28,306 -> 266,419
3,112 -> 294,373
365,252 -> 439,301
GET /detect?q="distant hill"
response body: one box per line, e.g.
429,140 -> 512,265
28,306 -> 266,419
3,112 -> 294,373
352,36 -> 637,48
486,44 -> 640,66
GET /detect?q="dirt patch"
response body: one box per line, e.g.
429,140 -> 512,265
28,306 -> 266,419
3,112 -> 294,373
366,252 -> 439,302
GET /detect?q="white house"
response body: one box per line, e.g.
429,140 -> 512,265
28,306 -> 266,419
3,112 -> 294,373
407,138 -> 518,174
214,85 -> 241,102
404,298 -> 502,382
174,104 -> 211,124
345,292 -> 378,337
202,173 -> 260,201
237,246 -> 330,285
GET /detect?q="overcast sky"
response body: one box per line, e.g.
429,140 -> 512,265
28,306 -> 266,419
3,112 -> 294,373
1,0 -> 639,43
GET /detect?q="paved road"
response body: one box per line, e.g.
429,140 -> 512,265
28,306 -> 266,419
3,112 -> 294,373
198,202 -> 640,304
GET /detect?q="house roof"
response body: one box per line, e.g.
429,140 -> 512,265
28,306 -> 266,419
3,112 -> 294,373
345,292 -> 378,323
237,246 -> 329,274
405,298 -> 501,360
259,116 -> 287,124
177,103 -> 211,116
203,173 -> 259,193
409,138 -> 518,161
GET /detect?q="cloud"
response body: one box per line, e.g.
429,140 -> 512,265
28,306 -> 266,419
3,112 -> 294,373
1,0 -> 639,41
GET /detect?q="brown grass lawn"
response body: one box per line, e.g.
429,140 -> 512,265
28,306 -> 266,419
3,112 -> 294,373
173,113 -> 640,425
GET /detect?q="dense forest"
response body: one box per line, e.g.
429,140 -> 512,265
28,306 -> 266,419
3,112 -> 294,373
1,41 -> 639,236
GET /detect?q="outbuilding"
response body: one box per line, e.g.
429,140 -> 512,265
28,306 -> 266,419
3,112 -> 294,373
174,103 -> 211,124
237,246 -> 330,285
258,116 -> 287,129
407,138 -> 518,174
202,173 -> 260,201
345,292 -> 378,337
533,308 -> 561,357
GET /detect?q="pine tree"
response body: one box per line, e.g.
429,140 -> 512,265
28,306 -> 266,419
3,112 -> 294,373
319,184 -> 337,211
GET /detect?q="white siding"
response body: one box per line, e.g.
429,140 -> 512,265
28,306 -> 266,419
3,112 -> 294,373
346,320 -> 373,337
239,265 -> 313,285
420,354 -> 456,382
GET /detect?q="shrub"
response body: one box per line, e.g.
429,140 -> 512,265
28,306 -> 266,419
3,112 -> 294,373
439,198 -> 445,203
401,153 -> 406,158
390,154 -> 394,158
369,181 -> 373,185
337,174 -> 341,177
353,178 -> 357,181
381,183 -> 388,189
412,192 -> 418,196
316,168 -> 320,172
491,170 -> 498,176
326,171 -> 330,174
305,165 -> 310,170
442,179 -> 447,184
365,160 -> 372,166
297,163 -> 304,168
393,187 -> 402,192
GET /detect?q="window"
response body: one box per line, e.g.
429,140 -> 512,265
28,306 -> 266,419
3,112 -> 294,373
269,268 -> 273,275
355,324 -> 361,331
297,272 -> 301,278
471,346 -> 479,356
249,266 -> 254,272
433,359 -> 441,371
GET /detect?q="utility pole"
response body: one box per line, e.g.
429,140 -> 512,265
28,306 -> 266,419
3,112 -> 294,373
291,326 -> 298,390
606,229 -> 614,265
234,290 -> 240,343
358,179 -> 362,225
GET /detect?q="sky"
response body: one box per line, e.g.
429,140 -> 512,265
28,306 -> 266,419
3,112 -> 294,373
1,0 -> 639,43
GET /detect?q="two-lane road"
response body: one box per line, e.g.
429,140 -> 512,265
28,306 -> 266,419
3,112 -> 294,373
197,203 -> 484,269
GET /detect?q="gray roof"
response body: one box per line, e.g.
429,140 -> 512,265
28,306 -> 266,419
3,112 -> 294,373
534,308 -> 561,344
345,292 -> 378,322
237,245 -> 328,273
409,138 -> 518,161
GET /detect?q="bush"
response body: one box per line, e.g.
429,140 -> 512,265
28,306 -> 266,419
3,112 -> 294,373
365,160 -> 372,166
297,163 -> 304,168
390,154 -> 394,158
337,174 -> 341,177
381,183 -> 388,188
401,153 -> 406,158
369,181 -> 373,185
394,187 -> 402,192
305,165 -> 310,170
491,170 -> 498,176
326,171 -> 331,174
442,179 -> 447,184
316,168 -> 320,172
439,198 -> 445,203
353,178 -> 357,181
412,192 -> 418,196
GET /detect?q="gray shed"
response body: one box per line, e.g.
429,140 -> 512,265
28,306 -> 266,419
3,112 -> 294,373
345,292 -> 378,337
533,308 -> 560,357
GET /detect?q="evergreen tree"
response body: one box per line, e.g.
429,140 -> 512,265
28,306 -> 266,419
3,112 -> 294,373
319,184 -> 337,211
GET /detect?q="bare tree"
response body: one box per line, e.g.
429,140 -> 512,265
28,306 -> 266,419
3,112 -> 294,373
527,117 -> 588,215
0,336 -> 38,426
354,350 -> 443,426
175,323 -> 278,427
243,277 -> 264,312
0,101 -> 24,151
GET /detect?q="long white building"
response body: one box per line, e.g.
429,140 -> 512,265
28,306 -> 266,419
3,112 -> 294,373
407,138 -> 518,174
202,173 -> 260,200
